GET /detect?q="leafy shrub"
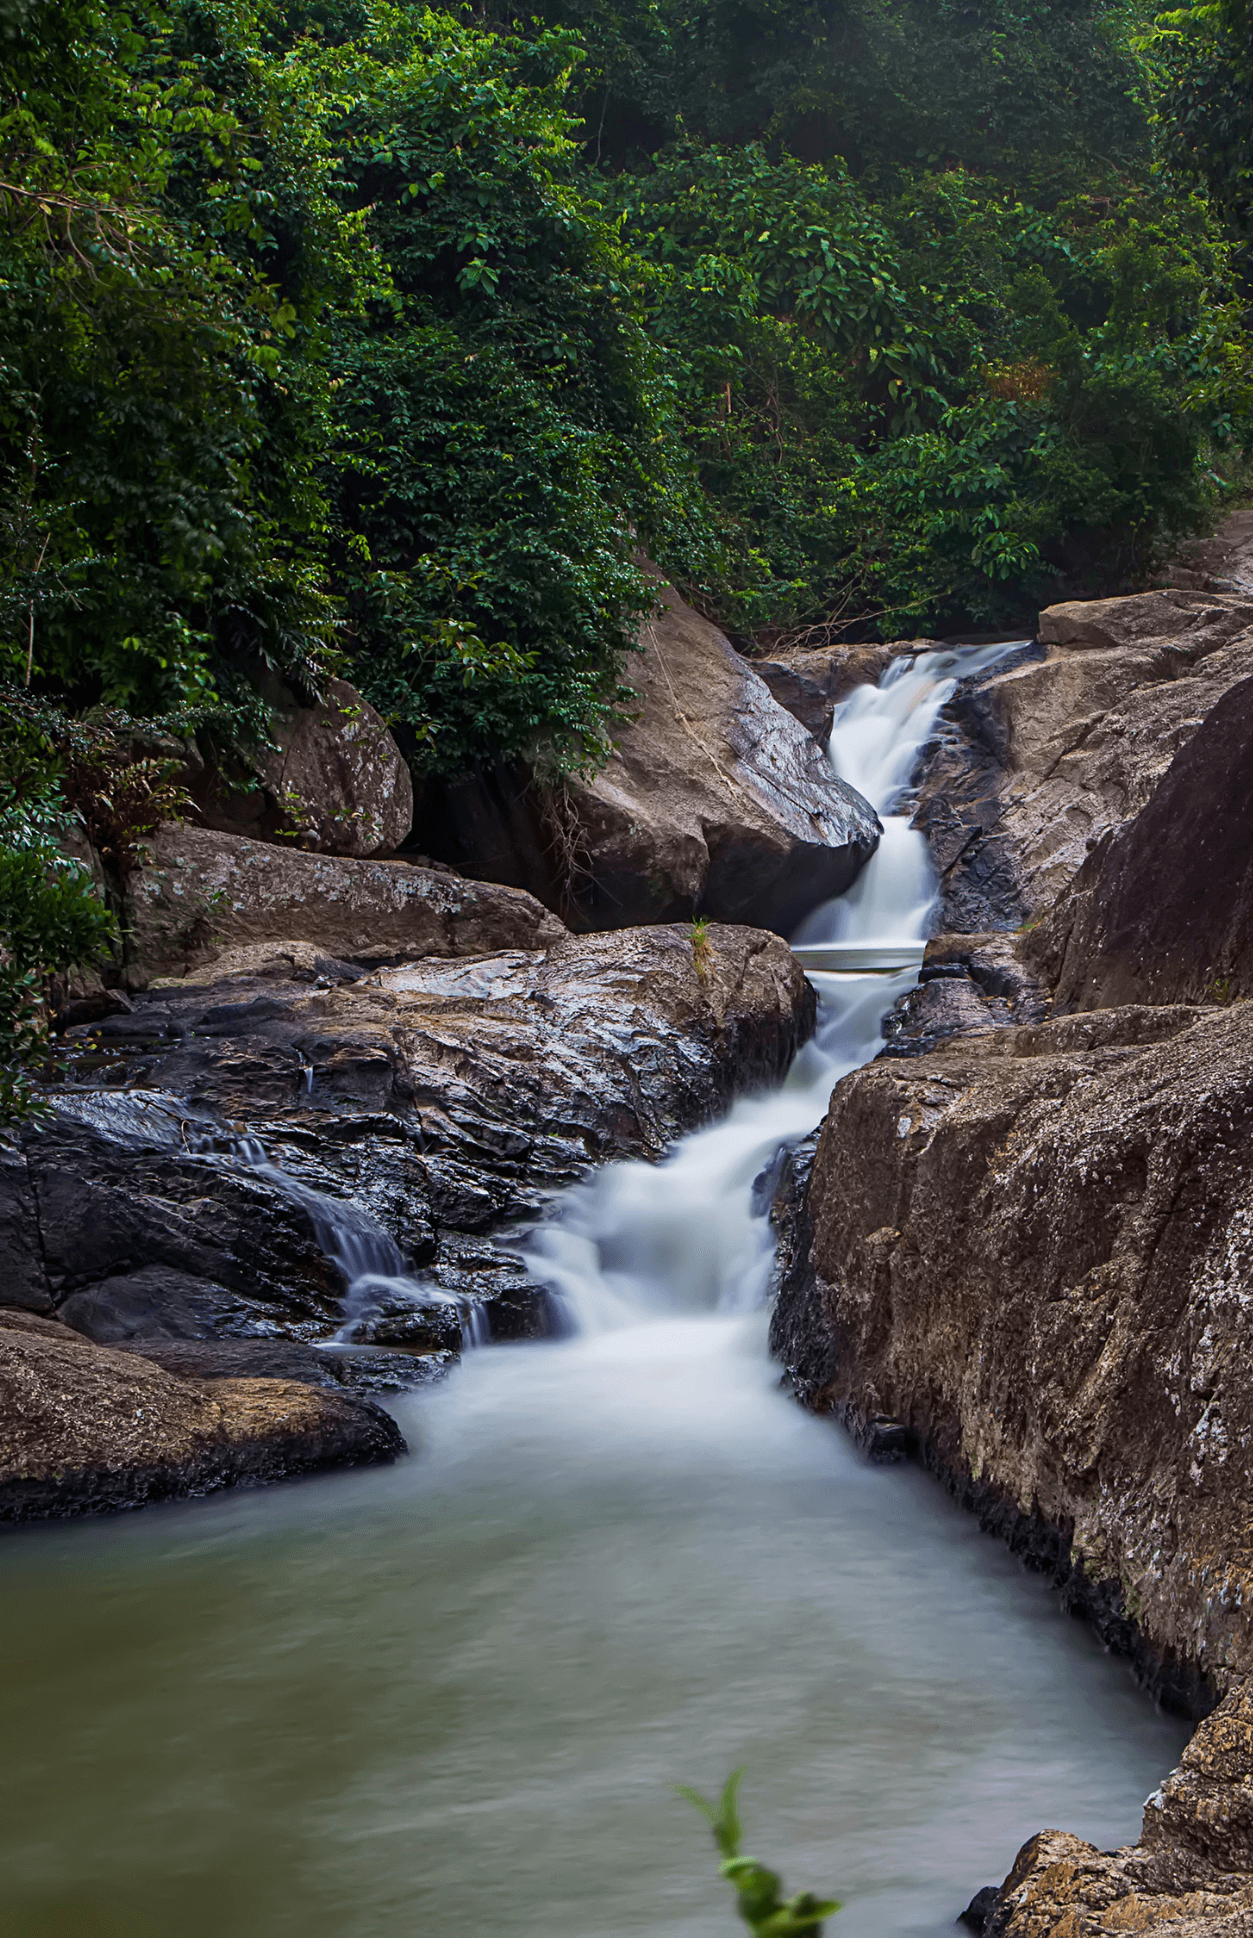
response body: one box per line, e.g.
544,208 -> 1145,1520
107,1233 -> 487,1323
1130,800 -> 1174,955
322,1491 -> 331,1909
0,697 -> 115,1122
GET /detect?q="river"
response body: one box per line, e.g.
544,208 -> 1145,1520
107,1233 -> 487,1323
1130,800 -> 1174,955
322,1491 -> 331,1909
0,649 -> 1189,1937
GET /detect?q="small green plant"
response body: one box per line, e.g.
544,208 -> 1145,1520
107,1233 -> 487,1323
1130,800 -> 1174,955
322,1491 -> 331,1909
690,916 -> 713,979
679,1770 -> 841,1936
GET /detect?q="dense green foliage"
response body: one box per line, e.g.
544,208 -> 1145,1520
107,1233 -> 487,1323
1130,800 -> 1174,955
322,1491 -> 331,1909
4,0 -> 1250,756
0,699 -> 116,1121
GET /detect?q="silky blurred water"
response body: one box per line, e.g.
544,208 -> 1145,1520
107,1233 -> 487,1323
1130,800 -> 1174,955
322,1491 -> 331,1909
1,1326 -> 1187,1938
0,645 -> 1189,1937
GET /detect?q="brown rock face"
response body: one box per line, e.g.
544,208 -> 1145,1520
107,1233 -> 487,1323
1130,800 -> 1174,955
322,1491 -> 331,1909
0,1309 -> 402,1524
912,587 -> 1253,931
1033,677 -> 1253,1011
424,581 -> 881,935
192,674 -> 413,857
987,1682 -> 1253,1934
122,823 -> 566,984
775,1001 -> 1253,1710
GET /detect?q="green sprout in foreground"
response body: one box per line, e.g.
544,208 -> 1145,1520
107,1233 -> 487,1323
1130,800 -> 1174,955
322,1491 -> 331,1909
678,1770 -> 841,1936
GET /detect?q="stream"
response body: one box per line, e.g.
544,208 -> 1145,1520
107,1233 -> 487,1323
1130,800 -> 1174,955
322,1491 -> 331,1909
0,650 -> 1189,1937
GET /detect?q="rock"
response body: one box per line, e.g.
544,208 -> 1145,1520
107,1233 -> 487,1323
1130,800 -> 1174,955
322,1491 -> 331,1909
191,672 -> 413,858
1162,505 -> 1253,595
775,999 -> 1253,1711
1032,677 -> 1253,1011
880,932 -> 1048,1058
1037,587 -> 1253,655
0,1308 -> 404,1524
421,579 -> 881,935
107,1335 -> 454,1396
751,658 -> 840,743
121,823 -> 567,985
988,1683 -> 1253,1934
910,592 -> 1253,931
959,1885 -> 1001,1932
16,924 -> 814,1379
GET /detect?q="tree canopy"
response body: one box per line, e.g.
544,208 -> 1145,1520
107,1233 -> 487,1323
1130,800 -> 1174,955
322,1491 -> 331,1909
0,0 -> 1250,767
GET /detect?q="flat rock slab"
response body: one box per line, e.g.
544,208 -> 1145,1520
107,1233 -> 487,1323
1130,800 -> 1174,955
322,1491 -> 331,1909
123,824 -> 566,986
0,1310 -> 402,1525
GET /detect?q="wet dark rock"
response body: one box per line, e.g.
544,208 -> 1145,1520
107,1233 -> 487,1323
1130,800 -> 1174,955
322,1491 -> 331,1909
14,923 -> 813,1383
341,1287 -> 462,1353
111,1337 -> 350,1387
419,578 -> 881,936
1032,676 -> 1253,1012
0,1309 -> 404,1525
881,934 -> 1049,1059
959,1885 -> 1001,1932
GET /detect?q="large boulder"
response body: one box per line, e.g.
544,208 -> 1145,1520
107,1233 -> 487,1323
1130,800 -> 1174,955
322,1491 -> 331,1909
422,580 -> 881,936
1032,677 -> 1253,1012
191,673 -> 413,857
122,823 -> 566,985
911,586 -> 1253,931
0,1308 -> 403,1524
13,923 -> 814,1376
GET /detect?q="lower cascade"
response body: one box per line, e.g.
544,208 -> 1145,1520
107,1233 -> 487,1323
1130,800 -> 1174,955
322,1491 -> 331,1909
523,642 -> 1017,1333
2,648 -> 1191,1938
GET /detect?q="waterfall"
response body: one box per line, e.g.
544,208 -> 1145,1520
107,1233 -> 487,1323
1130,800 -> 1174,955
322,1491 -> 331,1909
523,643 -> 1023,1334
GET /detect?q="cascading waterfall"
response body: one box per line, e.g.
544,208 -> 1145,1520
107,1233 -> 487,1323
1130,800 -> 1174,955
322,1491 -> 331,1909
5,638 -> 1192,1938
523,642 -> 1021,1335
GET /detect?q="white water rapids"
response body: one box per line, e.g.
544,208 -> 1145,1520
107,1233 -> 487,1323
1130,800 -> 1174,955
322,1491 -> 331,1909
1,647 -> 1189,1938
522,642 -> 1013,1332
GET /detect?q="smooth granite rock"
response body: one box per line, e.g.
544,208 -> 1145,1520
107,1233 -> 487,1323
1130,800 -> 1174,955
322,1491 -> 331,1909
421,579 -> 881,935
1032,676 -> 1253,1011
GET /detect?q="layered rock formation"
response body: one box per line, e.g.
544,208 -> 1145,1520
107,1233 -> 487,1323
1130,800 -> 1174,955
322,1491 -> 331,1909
122,823 -> 566,985
911,588 -> 1253,931
4,923 -> 812,1502
0,1309 -> 402,1525
422,579 -> 881,934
